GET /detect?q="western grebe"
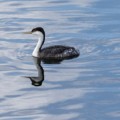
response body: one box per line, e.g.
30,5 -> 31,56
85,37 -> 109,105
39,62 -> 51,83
24,27 -> 79,60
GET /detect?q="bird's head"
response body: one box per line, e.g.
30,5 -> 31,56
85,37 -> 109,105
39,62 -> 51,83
23,27 -> 45,38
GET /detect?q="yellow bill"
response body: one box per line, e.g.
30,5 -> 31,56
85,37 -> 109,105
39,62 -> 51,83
23,31 -> 32,34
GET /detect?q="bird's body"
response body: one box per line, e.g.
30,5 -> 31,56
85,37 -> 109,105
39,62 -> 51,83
40,45 -> 79,60
24,27 -> 79,62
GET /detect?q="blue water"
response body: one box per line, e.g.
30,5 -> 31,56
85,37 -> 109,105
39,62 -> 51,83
0,0 -> 120,120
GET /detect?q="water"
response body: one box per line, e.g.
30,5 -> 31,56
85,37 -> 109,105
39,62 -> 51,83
0,0 -> 120,119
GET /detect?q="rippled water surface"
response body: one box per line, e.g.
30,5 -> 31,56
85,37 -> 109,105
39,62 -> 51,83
0,0 -> 120,120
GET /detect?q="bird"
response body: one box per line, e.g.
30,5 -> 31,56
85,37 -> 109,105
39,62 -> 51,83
23,27 -> 79,62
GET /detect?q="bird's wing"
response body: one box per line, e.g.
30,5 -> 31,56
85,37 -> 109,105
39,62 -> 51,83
40,45 -> 71,58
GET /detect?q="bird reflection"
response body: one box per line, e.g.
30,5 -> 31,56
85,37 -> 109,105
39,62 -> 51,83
25,57 -> 44,86
25,57 -> 64,87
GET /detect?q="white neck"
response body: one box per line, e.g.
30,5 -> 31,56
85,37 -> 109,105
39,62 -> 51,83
32,33 -> 44,57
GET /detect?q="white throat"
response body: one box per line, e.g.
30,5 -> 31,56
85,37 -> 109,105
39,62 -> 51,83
32,32 -> 44,57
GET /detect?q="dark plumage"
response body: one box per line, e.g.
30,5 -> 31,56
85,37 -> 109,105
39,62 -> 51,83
40,45 -> 79,60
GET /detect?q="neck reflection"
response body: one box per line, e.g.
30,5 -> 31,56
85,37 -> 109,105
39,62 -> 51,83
26,57 -> 44,87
